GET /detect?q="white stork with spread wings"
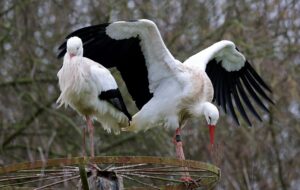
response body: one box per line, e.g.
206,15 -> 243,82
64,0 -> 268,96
57,36 -> 131,158
58,19 -> 273,160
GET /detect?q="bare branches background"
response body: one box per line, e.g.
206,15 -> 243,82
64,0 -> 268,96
0,0 -> 299,189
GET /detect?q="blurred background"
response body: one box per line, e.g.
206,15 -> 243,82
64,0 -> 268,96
0,0 -> 299,189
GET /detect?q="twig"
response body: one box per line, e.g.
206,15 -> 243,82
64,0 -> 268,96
0,78 -> 57,87
120,174 -> 160,190
114,165 -> 178,172
33,175 -> 80,190
2,96 -> 58,148
0,174 -> 76,188
121,171 -> 200,178
108,163 -> 148,171
122,172 -> 184,183
99,133 -> 138,152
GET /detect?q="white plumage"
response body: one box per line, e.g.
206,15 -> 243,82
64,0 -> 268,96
103,21 -> 237,131
184,40 -> 246,71
57,36 -> 131,157
58,19 -> 273,161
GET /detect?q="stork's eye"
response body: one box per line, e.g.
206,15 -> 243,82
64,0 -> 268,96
77,47 -> 79,50
208,116 -> 211,122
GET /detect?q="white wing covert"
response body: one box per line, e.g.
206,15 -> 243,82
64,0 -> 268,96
90,64 -> 118,93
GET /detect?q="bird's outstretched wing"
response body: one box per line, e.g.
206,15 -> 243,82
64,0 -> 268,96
184,40 -> 274,126
58,19 -> 178,110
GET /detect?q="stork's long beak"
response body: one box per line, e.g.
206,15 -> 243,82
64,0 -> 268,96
208,124 -> 215,146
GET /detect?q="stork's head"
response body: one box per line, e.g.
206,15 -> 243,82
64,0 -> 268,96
66,36 -> 83,58
193,102 -> 219,145
202,102 -> 219,126
202,102 -> 219,146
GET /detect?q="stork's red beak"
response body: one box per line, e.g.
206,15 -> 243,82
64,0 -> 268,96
208,124 -> 215,146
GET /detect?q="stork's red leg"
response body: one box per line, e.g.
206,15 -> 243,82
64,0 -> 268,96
174,128 -> 186,160
86,116 -> 98,176
86,116 -> 95,158
173,128 -> 192,182
82,126 -> 87,157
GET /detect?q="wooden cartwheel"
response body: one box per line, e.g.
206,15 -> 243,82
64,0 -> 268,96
0,156 -> 221,189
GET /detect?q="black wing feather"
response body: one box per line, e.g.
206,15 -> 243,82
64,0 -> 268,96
57,23 -> 153,109
236,78 -> 262,121
225,74 -> 240,125
206,58 -> 273,126
220,74 -> 227,113
215,63 -> 222,106
231,77 -> 252,126
240,74 -> 270,113
244,70 -> 274,104
207,60 -> 219,102
218,68 -> 227,113
246,61 -> 272,92
99,89 -> 132,121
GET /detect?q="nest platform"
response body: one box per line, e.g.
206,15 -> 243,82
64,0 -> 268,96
0,156 -> 221,190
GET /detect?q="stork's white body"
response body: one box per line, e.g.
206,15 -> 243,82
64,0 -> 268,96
132,64 -> 214,130
57,55 -> 128,134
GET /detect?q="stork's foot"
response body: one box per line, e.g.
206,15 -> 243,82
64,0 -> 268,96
180,176 -> 193,182
88,163 -> 100,177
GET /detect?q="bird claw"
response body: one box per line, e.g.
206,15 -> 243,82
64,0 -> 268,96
121,121 -> 137,132
88,163 -> 101,177
180,176 -> 193,182
121,126 -> 134,132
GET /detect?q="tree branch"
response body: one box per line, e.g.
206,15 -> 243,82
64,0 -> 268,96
0,78 -> 57,87
2,95 -> 58,148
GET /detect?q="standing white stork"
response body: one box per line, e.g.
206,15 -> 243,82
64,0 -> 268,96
57,36 -> 132,158
57,19 -> 273,161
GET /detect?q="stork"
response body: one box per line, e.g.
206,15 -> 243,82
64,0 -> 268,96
57,36 -> 131,158
58,19 -> 273,162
